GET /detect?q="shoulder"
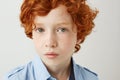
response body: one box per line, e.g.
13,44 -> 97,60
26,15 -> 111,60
83,67 -> 98,77
74,64 -> 98,80
4,66 -> 25,80
4,62 -> 33,80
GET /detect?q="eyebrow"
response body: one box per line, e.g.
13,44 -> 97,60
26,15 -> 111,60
56,22 -> 71,25
34,22 -> 71,26
34,23 -> 44,27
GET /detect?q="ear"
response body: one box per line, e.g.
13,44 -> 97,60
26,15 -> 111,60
76,39 -> 81,44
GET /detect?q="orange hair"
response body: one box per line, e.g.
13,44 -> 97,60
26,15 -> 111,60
20,0 -> 98,52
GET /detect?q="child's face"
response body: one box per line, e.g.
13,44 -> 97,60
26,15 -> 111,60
32,5 -> 78,66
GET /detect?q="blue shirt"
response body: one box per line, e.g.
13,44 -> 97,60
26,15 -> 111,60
4,55 -> 98,80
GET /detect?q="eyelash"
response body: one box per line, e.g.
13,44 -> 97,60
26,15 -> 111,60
57,28 -> 68,32
35,27 -> 68,33
36,28 -> 45,33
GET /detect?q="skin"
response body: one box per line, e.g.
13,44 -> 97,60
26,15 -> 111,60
32,5 -> 80,80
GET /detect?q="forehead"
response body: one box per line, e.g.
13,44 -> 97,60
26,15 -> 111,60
34,5 -> 73,24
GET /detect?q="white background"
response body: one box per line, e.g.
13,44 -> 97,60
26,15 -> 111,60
0,0 -> 120,80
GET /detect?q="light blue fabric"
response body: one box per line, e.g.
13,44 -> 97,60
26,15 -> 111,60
4,55 -> 98,80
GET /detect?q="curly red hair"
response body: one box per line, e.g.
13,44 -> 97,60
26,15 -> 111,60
20,0 -> 98,52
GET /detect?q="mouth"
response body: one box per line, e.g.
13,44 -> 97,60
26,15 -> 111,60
45,52 -> 58,59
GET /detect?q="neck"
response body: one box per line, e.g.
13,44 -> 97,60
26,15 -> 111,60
46,59 -> 71,80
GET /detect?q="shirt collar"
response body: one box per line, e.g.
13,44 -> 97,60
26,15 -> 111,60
32,55 -> 51,80
72,58 -> 84,80
32,54 -> 83,80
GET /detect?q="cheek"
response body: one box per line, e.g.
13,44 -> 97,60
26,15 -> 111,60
59,34 -> 77,50
33,34 -> 43,49
33,39 -> 44,47
33,38 -> 45,55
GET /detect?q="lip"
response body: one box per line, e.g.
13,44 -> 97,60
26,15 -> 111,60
45,52 -> 58,58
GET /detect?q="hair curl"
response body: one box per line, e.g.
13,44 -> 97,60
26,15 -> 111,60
20,0 -> 98,52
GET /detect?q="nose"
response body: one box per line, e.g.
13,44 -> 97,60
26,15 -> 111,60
45,32 -> 57,48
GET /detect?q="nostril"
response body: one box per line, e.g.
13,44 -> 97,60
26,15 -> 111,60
45,39 -> 57,48
45,43 -> 57,48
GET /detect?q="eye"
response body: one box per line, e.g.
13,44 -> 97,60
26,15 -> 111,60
57,28 -> 68,32
36,28 -> 45,33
